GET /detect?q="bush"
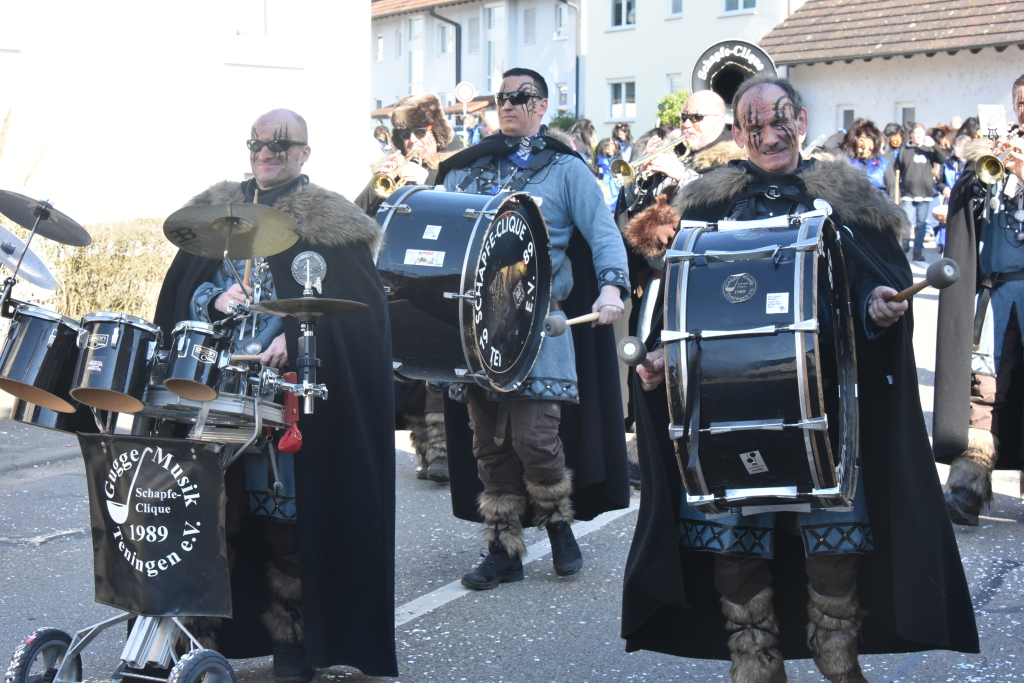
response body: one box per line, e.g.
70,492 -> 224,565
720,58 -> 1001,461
656,90 -> 691,128
1,216 -> 176,321
547,111 -> 578,132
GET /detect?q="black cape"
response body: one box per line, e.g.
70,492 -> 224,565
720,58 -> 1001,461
436,132 -> 631,524
934,166 -> 1024,467
154,180 -> 398,677
621,158 -> 979,659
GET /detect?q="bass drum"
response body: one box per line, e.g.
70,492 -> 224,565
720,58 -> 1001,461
375,185 -> 551,393
662,210 -> 858,515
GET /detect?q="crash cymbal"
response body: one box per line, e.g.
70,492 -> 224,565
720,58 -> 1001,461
163,203 -> 299,259
250,297 -> 367,319
0,224 -> 57,290
0,190 -> 92,247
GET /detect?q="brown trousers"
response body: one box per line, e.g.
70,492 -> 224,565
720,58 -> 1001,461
466,388 -> 565,495
713,553 -> 862,605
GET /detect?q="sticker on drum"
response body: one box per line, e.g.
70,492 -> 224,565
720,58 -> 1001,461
86,334 -> 109,350
405,249 -> 445,267
191,345 -> 218,364
722,273 -> 757,303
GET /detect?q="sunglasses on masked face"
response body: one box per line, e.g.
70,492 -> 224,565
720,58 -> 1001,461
247,139 -> 307,153
395,126 -> 433,142
495,91 -> 542,107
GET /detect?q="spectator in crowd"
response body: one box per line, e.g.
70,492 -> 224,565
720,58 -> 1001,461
946,116 -> 964,146
884,122 -> 905,161
612,122 -> 633,161
373,125 -> 393,154
841,118 -> 897,197
930,125 -> 952,151
595,137 -> 622,212
569,118 -> 599,175
463,113 -> 488,145
956,116 -> 982,140
896,122 -> 947,261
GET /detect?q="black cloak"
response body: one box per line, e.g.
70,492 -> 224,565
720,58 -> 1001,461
933,157 -> 1024,468
153,180 -> 398,677
621,158 -> 979,659
435,131 -> 631,524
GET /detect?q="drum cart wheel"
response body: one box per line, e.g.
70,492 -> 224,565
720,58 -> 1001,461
166,650 -> 235,683
5,628 -> 83,683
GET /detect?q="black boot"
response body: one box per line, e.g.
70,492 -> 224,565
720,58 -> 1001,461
945,488 -> 983,526
546,519 -> 583,576
462,540 -> 524,590
272,640 -> 313,683
944,428 -> 996,527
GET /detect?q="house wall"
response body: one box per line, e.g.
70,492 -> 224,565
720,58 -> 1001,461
0,0 -> 370,222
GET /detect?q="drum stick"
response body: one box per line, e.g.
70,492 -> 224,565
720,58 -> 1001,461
890,257 -> 960,303
618,336 -> 656,371
231,354 -> 262,361
543,312 -> 601,337
243,260 -> 252,289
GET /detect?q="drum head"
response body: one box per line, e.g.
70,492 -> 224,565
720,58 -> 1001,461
163,378 -> 219,402
461,193 -> 552,391
70,387 -> 145,414
0,378 -> 76,413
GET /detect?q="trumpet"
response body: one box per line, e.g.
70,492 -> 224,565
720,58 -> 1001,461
371,152 -> 422,198
976,125 -> 1023,185
610,137 -> 690,186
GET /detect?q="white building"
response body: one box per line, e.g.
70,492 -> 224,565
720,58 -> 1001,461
370,0 -> 580,129
0,0 -> 370,223
584,0 -> 805,139
760,0 -> 1024,142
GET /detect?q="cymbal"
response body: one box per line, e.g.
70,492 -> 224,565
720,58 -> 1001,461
250,297 -> 367,319
163,203 -> 299,259
0,224 -> 57,290
0,190 -> 92,247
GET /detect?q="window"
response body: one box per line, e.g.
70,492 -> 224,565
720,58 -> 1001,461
468,17 -> 481,54
900,105 -> 916,127
669,0 -> 682,16
409,50 -> 424,94
439,24 -> 454,55
375,98 -> 383,110
724,0 -> 756,12
555,5 -> 569,39
409,18 -> 423,41
838,106 -> 854,132
610,81 -> 636,120
396,30 -> 403,57
557,83 -> 569,108
487,6 -> 505,29
667,73 -> 685,93
488,40 -> 506,92
374,34 -> 383,62
523,8 -> 536,44
612,0 -> 636,27
439,92 -> 455,108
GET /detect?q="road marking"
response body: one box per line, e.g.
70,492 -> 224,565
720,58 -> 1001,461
395,494 -> 641,626
0,528 -> 89,546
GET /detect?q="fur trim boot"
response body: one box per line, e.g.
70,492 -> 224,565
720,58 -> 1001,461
807,584 -> 868,683
945,427 -> 997,526
721,586 -> 787,683
176,616 -> 220,653
462,492 -> 527,590
527,470 -> 582,576
264,566 -> 313,683
409,412 -> 449,482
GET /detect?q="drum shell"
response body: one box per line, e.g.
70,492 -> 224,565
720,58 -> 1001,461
375,185 -> 551,391
664,216 -> 858,513
10,398 -> 100,434
71,313 -> 161,413
163,322 -> 229,401
0,305 -> 82,413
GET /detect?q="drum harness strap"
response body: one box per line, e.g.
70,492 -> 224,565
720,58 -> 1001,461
455,148 -> 559,195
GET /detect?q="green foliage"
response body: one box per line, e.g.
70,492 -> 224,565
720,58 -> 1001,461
547,111 -> 578,132
656,90 -> 691,128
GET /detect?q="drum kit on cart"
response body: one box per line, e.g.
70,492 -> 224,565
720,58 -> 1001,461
0,189 -> 362,683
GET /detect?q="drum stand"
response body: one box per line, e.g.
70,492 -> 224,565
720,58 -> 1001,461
0,200 -> 52,318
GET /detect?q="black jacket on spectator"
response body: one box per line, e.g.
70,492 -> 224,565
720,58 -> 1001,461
895,144 -> 946,198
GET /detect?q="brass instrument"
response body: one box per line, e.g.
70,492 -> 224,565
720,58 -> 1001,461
371,152 -> 422,198
611,137 -> 691,186
976,126 -> 1023,185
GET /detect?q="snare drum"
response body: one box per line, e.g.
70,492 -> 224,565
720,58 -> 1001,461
164,321 -> 230,401
375,185 -> 551,392
0,304 -> 82,413
662,210 -> 858,515
71,312 -> 162,413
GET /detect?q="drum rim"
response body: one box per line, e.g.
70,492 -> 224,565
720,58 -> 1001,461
81,311 -> 162,334
171,320 -> 218,336
14,303 -> 80,329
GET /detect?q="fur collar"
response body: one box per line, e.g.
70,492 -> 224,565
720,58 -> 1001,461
964,138 -> 994,163
186,180 -> 382,252
676,157 -> 909,241
690,140 -> 746,172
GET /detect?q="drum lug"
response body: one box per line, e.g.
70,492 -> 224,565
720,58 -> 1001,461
380,203 -> 412,215
664,249 -> 694,263
667,424 -> 686,440
443,290 -> 477,300
463,208 -> 497,220
454,368 -> 469,376
77,329 -> 87,349
111,325 -> 120,349
146,341 -> 158,360
392,361 -> 403,370
797,417 -> 829,431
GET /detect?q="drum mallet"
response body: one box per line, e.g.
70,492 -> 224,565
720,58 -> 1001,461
617,336 -> 656,372
543,311 -> 601,337
890,257 -> 960,303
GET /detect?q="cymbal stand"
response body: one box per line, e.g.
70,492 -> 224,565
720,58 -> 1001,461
1,199 -> 52,318
255,316 -> 327,415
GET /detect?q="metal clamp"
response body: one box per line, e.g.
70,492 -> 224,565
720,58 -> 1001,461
463,208 -> 497,219
661,318 -> 818,343
443,290 -> 478,300
381,203 -> 412,215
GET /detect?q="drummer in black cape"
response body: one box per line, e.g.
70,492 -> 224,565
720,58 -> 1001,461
435,67 -> 631,589
620,75 -> 978,682
153,108 -> 398,680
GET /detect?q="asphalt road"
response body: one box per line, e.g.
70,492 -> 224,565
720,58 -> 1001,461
2,240 -> 1022,682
